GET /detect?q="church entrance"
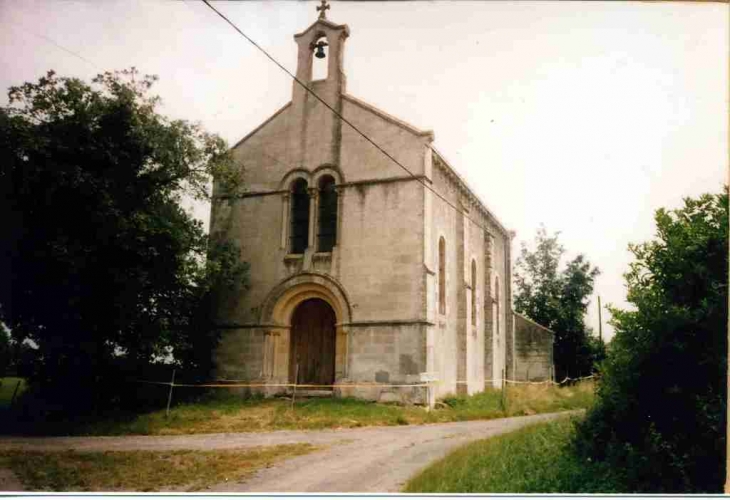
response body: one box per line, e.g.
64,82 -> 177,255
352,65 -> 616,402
289,298 -> 336,385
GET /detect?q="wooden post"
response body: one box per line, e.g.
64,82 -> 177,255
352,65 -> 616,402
165,369 -> 176,418
10,380 -> 21,407
291,363 -> 299,411
501,368 -> 506,412
426,383 -> 430,412
598,295 -> 603,344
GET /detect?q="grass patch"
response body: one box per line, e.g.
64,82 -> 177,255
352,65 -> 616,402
437,381 -> 594,421
0,378 -> 26,408
403,415 -> 625,493
82,395 -> 428,436
7,382 -> 594,436
0,443 -> 315,491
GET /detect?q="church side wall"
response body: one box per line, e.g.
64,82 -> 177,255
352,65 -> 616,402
466,216 -> 486,394
490,228 -> 508,388
428,156 -> 511,396
428,165 -> 460,399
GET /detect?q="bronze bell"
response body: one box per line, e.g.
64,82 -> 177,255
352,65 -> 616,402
313,41 -> 328,59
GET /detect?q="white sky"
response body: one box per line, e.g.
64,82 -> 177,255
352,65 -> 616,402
2,0 -> 727,341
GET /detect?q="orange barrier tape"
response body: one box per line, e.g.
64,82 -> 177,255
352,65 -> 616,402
134,379 -> 430,389
133,374 -> 594,390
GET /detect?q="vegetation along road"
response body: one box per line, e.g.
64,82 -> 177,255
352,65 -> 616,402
0,411 -> 578,492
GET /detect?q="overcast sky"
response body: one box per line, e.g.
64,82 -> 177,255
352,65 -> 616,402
2,0 -> 727,340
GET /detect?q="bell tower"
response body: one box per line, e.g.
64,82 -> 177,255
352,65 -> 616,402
289,0 -> 350,168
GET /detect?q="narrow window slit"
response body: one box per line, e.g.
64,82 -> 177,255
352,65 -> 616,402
290,179 -> 310,254
317,175 -> 337,252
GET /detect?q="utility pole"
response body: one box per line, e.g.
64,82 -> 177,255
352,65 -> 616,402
598,295 -> 603,344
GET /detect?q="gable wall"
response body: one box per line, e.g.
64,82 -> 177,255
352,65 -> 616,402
337,179 -> 424,321
339,98 -> 427,182
211,93 -> 432,387
229,104 -> 295,191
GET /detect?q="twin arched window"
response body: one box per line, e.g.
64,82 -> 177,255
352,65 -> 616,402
289,175 -> 338,254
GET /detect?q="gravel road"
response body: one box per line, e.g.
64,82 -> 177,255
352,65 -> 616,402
0,411 -> 579,492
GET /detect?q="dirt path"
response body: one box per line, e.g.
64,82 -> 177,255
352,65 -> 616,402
0,411 -> 578,492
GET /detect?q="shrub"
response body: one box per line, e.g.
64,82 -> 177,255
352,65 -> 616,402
574,189 -> 728,493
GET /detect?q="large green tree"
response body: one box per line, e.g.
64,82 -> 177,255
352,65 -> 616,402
513,227 -> 600,380
575,190 -> 728,493
0,325 -> 10,376
0,69 -> 246,411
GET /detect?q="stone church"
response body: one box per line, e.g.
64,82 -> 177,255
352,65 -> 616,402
210,2 -> 554,405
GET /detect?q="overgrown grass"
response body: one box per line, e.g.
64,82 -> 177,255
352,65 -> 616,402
6,382 -> 594,436
0,378 -> 27,408
403,415 -> 625,493
0,443 -> 315,491
439,381 -> 594,420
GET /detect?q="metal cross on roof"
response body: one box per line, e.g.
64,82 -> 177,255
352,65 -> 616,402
317,0 -> 330,20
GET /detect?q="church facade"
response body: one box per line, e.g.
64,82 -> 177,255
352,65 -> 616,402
210,4 -> 553,404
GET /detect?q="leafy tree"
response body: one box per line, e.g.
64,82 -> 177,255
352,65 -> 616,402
0,69 -> 247,412
575,189 -> 728,492
0,325 -> 10,376
513,227 -> 600,380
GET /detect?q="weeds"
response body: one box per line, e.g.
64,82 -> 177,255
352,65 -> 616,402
5,382 -> 594,436
0,444 -> 316,491
403,416 -> 624,493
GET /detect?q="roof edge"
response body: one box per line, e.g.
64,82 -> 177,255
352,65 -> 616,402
430,147 -> 511,237
513,311 -> 555,335
231,101 -> 292,150
294,19 -> 350,39
343,94 -> 435,141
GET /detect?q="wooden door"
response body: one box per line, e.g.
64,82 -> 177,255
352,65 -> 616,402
289,299 -> 336,385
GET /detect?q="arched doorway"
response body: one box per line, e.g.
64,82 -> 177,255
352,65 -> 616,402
289,298 -> 336,385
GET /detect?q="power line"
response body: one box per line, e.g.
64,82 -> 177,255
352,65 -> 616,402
200,0 -> 502,238
12,25 -> 100,70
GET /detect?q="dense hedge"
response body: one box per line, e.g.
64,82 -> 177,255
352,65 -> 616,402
574,190 -> 728,493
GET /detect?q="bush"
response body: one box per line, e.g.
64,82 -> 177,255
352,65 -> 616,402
574,189 -> 728,493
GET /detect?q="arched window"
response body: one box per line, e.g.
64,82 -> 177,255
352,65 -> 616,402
471,259 -> 477,326
495,276 -> 500,337
290,179 -> 310,254
438,237 -> 446,315
317,175 -> 337,252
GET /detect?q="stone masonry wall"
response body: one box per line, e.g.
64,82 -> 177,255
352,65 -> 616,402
513,313 -> 554,381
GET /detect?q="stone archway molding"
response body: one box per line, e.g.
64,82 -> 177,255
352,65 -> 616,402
260,272 -> 353,327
